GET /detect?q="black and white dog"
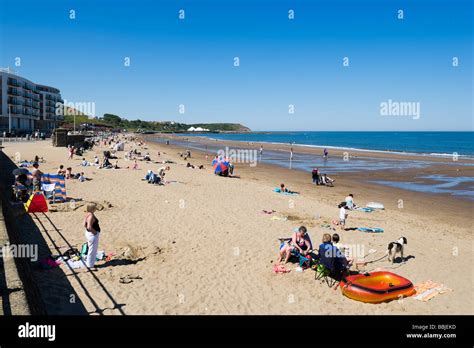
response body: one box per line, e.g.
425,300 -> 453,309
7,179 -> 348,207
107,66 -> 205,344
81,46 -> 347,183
387,237 -> 407,263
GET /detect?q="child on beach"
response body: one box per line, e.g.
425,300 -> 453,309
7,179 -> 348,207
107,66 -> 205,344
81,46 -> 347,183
132,160 -> 138,170
338,203 -> 349,230
57,165 -> 66,176
78,172 -> 86,182
332,233 -> 353,266
66,167 -> 73,179
68,145 -> 75,160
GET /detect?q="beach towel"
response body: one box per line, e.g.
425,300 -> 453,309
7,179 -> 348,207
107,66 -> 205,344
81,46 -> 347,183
65,259 -> 87,269
356,227 -> 384,233
273,264 -> 290,274
357,207 -> 374,213
271,215 -> 288,221
273,188 -> 298,195
413,281 -> 453,302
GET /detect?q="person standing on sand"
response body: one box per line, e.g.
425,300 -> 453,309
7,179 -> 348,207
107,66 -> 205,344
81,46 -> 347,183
84,203 -> 101,269
338,203 -> 349,230
68,145 -> 75,160
31,162 -> 43,191
312,168 -> 319,185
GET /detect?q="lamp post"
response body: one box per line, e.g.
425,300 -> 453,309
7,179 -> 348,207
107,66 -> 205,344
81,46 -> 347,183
8,104 -> 11,134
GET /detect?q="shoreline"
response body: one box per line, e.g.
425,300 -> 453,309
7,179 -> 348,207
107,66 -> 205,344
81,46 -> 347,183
146,134 -> 474,204
160,133 -> 474,163
144,134 -> 473,232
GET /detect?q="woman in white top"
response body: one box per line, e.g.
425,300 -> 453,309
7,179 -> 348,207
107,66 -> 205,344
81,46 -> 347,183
345,194 -> 354,209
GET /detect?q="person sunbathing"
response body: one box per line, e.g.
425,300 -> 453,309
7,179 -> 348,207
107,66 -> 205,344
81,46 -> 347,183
321,174 -> 335,186
278,183 -> 298,194
278,226 -> 312,264
57,165 -> 66,176
65,167 -> 73,179
102,157 -> 112,169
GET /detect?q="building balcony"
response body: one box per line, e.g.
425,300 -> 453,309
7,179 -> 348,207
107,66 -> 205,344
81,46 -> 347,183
8,98 -> 23,105
32,94 -> 40,101
7,78 -> 23,87
7,88 -> 21,96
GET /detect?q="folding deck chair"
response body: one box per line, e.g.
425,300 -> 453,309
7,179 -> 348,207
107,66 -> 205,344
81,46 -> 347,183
314,242 -> 350,287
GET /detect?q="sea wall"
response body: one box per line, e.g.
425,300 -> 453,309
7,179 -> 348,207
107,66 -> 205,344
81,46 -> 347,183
0,150 -> 46,315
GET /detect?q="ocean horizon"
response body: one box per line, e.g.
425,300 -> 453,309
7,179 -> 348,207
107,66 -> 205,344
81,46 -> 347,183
178,131 -> 474,159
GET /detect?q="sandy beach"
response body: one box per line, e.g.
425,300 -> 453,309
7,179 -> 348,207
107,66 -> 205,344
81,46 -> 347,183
2,137 -> 473,315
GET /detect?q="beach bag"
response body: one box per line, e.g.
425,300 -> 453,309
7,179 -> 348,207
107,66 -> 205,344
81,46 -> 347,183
62,248 -> 79,259
298,254 -> 312,268
80,243 -> 88,257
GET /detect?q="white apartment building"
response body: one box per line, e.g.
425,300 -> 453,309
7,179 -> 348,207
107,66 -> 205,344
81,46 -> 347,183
0,68 -> 64,134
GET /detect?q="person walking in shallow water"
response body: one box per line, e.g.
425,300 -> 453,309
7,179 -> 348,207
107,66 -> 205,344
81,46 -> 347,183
84,203 -> 101,269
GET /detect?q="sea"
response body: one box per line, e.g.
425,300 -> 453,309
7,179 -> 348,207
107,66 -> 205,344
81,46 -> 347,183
153,131 -> 474,201
179,131 -> 474,159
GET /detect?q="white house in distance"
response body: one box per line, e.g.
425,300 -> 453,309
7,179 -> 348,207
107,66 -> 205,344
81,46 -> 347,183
187,126 -> 209,132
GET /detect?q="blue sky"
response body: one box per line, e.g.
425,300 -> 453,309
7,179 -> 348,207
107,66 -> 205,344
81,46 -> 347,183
1,0 -> 472,131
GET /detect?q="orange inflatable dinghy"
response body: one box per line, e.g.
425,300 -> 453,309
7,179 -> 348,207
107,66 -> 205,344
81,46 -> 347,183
340,271 -> 415,303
